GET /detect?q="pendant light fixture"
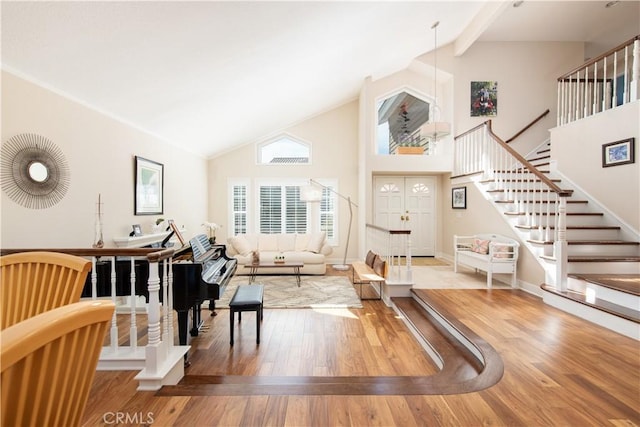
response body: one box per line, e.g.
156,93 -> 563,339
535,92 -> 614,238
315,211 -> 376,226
421,21 -> 451,141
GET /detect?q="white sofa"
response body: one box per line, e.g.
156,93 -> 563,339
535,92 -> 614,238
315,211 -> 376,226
226,232 -> 332,275
454,234 -> 520,288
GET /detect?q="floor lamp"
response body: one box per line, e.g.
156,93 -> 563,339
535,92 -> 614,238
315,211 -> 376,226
301,179 -> 357,271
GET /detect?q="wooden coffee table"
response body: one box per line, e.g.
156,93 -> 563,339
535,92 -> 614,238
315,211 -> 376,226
248,262 -> 304,287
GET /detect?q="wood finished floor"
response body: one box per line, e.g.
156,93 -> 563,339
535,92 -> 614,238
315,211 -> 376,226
82,267 -> 640,426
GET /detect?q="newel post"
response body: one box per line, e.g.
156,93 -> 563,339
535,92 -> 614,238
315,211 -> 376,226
554,195 -> 569,291
145,258 -> 162,374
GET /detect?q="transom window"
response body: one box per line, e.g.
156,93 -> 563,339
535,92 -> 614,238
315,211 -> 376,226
257,135 -> 311,165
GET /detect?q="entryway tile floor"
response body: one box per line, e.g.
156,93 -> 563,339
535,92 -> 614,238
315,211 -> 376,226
411,262 -> 513,290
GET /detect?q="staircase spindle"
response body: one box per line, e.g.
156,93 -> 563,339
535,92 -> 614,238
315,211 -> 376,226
109,256 -> 118,353
130,257 -> 137,351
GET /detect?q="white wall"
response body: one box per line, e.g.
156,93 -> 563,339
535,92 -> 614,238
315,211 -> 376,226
207,101 -> 359,263
1,71 -> 208,248
551,102 -> 640,233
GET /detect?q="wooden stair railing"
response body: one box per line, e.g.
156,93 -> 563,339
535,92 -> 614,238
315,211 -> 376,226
504,108 -> 550,144
454,120 -> 573,290
557,35 -> 639,126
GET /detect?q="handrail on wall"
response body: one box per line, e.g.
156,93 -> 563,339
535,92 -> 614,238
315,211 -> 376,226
505,109 -> 550,144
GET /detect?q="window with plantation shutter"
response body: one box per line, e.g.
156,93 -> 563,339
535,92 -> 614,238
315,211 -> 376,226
228,178 -> 337,242
231,183 -> 248,235
320,187 -> 335,240
259,186 -> 282,234
285,186 -> 307,233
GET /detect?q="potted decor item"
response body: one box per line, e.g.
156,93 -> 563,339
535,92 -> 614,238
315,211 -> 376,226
202,221 -> 220,244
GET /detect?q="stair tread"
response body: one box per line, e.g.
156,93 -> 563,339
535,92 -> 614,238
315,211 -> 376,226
515,225 -> 620,230
541,254 -> 640,262
569,274 -> 640,296
481,179 -> 561,183
488,189 -> 572,193
528,239 -> 639,245
495,200 -> 587,204
540,284 -> 640,322
505,212 -> 603,216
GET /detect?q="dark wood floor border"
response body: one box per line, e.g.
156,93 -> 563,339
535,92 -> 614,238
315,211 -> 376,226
157,290 -> 504,397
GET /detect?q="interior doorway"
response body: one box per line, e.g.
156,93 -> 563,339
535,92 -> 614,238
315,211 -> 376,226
373,176 -> 436,256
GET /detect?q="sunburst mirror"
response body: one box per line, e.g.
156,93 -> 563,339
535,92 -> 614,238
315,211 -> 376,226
1,133 -> 70,209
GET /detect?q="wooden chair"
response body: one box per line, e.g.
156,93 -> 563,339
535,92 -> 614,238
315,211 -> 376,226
0,251 -> 92,329
1,300 -> 114,427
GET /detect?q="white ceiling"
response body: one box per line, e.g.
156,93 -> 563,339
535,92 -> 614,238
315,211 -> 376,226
2,1 -> 638,158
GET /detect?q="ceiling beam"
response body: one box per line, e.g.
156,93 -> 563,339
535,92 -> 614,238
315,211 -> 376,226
454,1 -> 511,57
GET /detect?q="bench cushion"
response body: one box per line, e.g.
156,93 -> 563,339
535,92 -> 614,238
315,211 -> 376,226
230,285 -> 264,307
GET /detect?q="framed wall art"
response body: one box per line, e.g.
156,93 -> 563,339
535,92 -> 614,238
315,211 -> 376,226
602,138 -> 635,167
134,156 -> 164,215
470,81 -> 498,117
452,186 -> 467,209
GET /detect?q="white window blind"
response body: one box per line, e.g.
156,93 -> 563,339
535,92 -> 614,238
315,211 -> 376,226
232,184 -> 247,235
320,187 -> 335,239
259,186 -> 282,234
285,186 -> 307,234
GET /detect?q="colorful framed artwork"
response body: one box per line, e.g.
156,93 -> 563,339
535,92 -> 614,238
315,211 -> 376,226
471,81 -> 498,117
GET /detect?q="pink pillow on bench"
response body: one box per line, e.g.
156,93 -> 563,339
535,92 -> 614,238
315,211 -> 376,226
493,244 -> 513,258
471,239 -> 490,255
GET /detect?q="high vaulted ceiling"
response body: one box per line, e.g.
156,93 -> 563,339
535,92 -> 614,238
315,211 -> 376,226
2,1 -> 638,158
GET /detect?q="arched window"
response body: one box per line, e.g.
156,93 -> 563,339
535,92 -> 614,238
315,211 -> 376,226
257,135 -> 311,165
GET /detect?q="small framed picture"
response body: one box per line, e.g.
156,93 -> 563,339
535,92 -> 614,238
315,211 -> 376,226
132,224 -> 143,236
602,138 -> 635,167
452,186 -> 467,209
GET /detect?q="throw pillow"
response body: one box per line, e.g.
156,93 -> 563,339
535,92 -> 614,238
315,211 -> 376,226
278,234 -> 296,252
260,234 -> 279,251
365,250 -> 376,267
229,235 -> 254,256
471,239 -> 490,255
306,232 -> 326,253
493,244 -> 513,258
373,255 -> 387,278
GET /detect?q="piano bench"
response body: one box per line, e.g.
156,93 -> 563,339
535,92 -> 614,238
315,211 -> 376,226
229,284 -> 264,346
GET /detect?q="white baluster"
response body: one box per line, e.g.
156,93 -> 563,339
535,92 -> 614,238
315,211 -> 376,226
632,39 -> 639,101
91,257 -> 97,300
168,256 -> 175,346
110,256 -> 118,353
130,258 -> 137,351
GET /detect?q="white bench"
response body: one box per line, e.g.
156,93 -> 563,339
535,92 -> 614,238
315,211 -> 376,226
454,234 -> 520,288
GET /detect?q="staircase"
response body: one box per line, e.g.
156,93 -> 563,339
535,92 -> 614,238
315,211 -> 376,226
453,122 -> 639,339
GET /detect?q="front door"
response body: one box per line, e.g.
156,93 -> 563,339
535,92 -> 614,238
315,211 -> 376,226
373,176 -> 436,256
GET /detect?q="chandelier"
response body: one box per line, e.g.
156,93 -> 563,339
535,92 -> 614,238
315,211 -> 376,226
421,21 -> 451,141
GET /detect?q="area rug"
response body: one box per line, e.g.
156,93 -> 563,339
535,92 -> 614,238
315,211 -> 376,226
216,275 -> 363,309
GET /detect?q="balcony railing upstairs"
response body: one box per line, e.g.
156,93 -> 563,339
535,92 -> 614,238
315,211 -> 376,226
366,223 -> 413,285
454,121 -> 573,290
0,247 -> 189,391
558,35 -> 639,126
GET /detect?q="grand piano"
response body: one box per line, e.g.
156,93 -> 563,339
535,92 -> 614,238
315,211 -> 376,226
172,234 -> 237,345
83,234 -> 237,347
